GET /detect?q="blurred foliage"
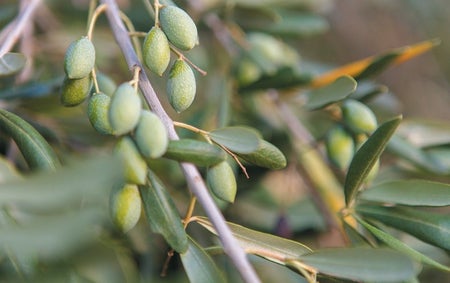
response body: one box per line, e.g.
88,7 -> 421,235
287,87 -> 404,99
0,0 -> 449,282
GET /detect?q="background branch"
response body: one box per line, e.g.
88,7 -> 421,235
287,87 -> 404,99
100,1 -> 260,282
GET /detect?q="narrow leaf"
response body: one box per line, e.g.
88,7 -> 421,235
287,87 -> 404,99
209,126 -> 261,154
163,139 -> 227,166
354,215 -> 450,271
306,75 -> 357,110
0,109 -> 60,171
309,39 -> 440,88
180,236 -> 226,283
0,52 -> 26,76
239,67 -> 313,91
194,216 -> 311,265
357,205 -> 450,250
360,180 -> 450,206
237,140 -> 287,169
344,116 -> 402,206
139,170 -> 188,253
297,247 -> 417,282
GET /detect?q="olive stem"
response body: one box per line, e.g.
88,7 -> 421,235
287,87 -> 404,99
214,143 -> 250,179
91,68 -> 100,93
118,10 -> 143,61
101,1 -> 261,282
86,4 -> 107,40
170,46 -> 208,76
154,0 -> 162,27
173,121 -> 209,135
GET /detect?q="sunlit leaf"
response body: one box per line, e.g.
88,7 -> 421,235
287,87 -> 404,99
0,52 -> 26,76
296,247 -> 417,282
0,109 -> 60,171
344,116 -> 402,206
180,236 -> 226,283
305,75 -> 357,110
360,180 -> 450,206
357,205 -> 450,250
397,119 -> 450,148
309,39 -> 440,88
237,140 -> 287,169
209,126 -> 261,154
163,139 -> 227,166
354,215 -> 450,271
194,216 -> 311,265
139,170 -> 188,253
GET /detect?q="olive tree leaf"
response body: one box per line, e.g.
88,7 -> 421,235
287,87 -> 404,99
295,247 -> 417,282
0,52 -> 26,76
180,236 -> 226,283
356,205 -> 450,251
305,75 -> 357,110
354,214 -> 450,272
194,216 -> 311,265
344,116 -> 402,206
163,139 -> 227,166
360,180 -> 450,206
0,109 -> 60,171
237,140 -> 287,169
209,126 -> 261,154
139,170 -> 188,253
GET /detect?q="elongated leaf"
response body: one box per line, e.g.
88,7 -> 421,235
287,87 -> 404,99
309,39 -> 440,88
163,139 -> 226,166
0,52 -> 26,76
237,140 -> 287,169
357,205 -> 450,250
344,116 -> 402,206
139,170 -> 188,253
194,216 -> 311,265
209,126 -> 261,154
354,215 -> 450,271
180,236 -> 226,283
0,109 -> 60,171
360,180 -> 450,206
387,135 -> 448,174
306,75 -> 357,110
264,11 -> 329,37
239,66 -> 313,91
296,247 -> 416,282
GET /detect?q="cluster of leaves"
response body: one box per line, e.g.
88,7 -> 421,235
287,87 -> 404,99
0,0 -> 449,282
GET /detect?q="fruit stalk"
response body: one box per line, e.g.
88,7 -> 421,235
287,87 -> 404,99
100,1 -> 261,282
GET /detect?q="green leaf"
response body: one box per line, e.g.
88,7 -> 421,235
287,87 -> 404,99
237,140 -> 287,169
387,135 -> 448,174
356,205 -> 450,250
344,116 -> 402,206
209,126 -> 261,154
296,247 -> 417,282
180,236 -> 226,283
194,216 -> 311,265
264,11 -> 329,37
239,66 -> 313,91
0,109 -> 60,171
305,75 -> 357,110
0,52 -> 26,76
360,180 -> 450,206
139,170 -> 188,253
163,139 -> 227,166
354,215 -> 450,271
354,52 -> 400,81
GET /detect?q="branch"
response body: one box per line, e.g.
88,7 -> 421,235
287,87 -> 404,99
100,1 -> 260,282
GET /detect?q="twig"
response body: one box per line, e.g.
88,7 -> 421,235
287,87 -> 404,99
100,1 -> 261,282
0,0 -> 41,57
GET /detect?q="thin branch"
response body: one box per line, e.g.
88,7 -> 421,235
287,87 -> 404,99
0,0 -> 41,57
100,1 -> 261,282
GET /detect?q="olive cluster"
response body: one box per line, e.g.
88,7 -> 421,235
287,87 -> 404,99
325,99 -> 379,181
143,4 -> 198,113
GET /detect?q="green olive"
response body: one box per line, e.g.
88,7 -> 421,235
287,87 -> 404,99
167,59 -> 196,113
87,92 -> 113,135
143,26 -> 171,76
60,76 -> 92,107
108,83 -> 142,135
114,136 -> 148,185
341,99 -> 378,134
64,36 -> 95,79
134,110 -> 168,159
159,5 -> 198,51
207,161 -> 237,203
110,183 -> 142,233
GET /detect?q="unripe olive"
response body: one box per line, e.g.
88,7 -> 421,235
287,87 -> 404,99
207,161 -> 237,203
108,83 -> 142,135
325,126 -> 355,171
87,92 -> 113,135
143,26 -> 171,76
64,36 -> 95,79
114,136 -> 148,185
60,76 -> 92,107
110,184 -> 141,233
167,59 -> 196,113
134,110 -> 168,159
341,99 -> 378,134
159,5 -> 198,51
95,72 -> 117,96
